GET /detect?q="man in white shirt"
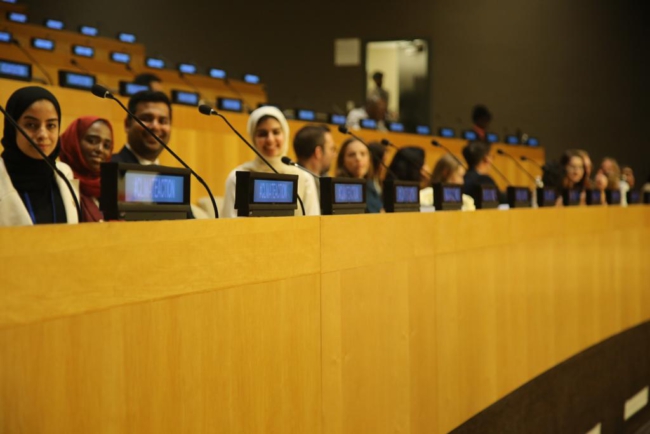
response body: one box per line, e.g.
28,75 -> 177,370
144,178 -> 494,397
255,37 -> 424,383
346,96 -> 388,131
111,91 -> 172,165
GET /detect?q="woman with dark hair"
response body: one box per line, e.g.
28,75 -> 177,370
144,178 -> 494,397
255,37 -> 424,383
384,146 -> 430,188
560,149 -> 586,190
0,86 -> 79,226
221,106 -> 320,217
60,116 -> 114,222
336,137 -> 382,213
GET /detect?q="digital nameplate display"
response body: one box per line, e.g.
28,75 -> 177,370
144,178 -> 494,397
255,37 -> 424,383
507,186 -> 531,208
330,114 -> 346,125
360,119 -> 377,130
217,98 -> 243,112
209,68 -> 226,79
252,179 -> 294,204
562,188 -> 582,206
627,190 -> 640,205
7,12 -> 27,23
72,45 -> 94,58
416,125 -> 430,135
389,122 -> 405,132
146,57 -> 165,69
462,130 -> 478,141
486,132 -> 499,143
119,81 -> 149,96
58,70 -> 96,90
244,74 -> 260,84
477,185 -> 499,209
335,183 -> 364,204
505,135 -> 519,145
45,19 -> 64,30
100,162 -> 191,221
320,177 -> 366,215
384,179 -> 420,213
0,59 -> 31,81
536,187 -> 557,207
586,189 -> 602,206
433,183 -> 462,211
118,32 -> 136,43
171,90 -> 199,106
527,137 -> 539,146
605,189 -> 621,205
235,171 -> 298,217
124,172 -> 184,204
296,109 -> 314,121
438,127 -> 455,138
31,37 -> 55,51
79,25 -> 98,37
110,52 -> 131,64
0,31 -> 11,43
178,63 -> 197,74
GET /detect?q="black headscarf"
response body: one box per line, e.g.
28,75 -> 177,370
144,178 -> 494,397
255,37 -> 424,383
2,86 -> 66,224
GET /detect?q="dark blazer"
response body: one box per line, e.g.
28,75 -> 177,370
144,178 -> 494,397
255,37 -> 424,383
111,146 -> 139,164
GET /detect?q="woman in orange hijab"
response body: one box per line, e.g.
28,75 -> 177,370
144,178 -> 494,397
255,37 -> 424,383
60,116 -> 113,222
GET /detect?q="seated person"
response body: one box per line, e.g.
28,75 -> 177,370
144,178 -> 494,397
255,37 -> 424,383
134,73 -> 164,93
461,140 -> 505,204
336,138 -> 382,213
346,96 -> 388,131
60,117 -> 114,222
559,149 -> 587,205
293,124 -> 336,177
621,165 -> 635,189
112,91 -> 172,165
422,154 -> 475,210
0,86 -> 79,226
576,149 -> 593,189
367,141 -> 387,195
384,146 -> 430,189
599,157 -> 626,204
222,106 -> 320,217
471,105 -> 492,142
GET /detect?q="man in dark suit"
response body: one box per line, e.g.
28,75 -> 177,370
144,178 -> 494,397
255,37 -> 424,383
462,140 -> 506,204
111,91 -> 172,165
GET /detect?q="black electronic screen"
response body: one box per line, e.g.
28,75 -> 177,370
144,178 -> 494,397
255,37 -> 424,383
252,179 -> 294,204
72,45 -> 94,58
58,71 -> 96,90
438,127 -> 454,138
463,130 -> 478,140
395,185 -> 419,204
416,125 -> 430,135
44,19 -> 64,30
110,52 -> 131,64
31,37 -> 54,51
334,183 -> 364,204
171,90 -> 199,106
146,57 -> 165,69
297,109 -> 315,121
360,119 -> 377,129
217,98 -> 243,112
123,172 -> 185,204
0,59 -> 31,81
79,26 -> 98,36
389,122 -> 405,132
330,114 -> 346,125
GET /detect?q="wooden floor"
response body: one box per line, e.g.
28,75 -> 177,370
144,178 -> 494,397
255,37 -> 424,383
0,206 -> 648,433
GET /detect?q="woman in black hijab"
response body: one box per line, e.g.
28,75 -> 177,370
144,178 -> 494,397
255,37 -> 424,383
0,86 -> 79,226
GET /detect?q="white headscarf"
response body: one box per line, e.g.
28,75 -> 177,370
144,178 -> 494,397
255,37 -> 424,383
246,106 -> 290,171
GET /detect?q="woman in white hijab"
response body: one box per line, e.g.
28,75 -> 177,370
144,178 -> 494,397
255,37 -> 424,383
222,106 -> 320,217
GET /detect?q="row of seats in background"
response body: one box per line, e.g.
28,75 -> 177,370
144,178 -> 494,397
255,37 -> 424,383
0,1 -> 539,144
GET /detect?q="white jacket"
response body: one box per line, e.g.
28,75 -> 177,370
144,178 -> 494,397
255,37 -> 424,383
0,157 -> 79,226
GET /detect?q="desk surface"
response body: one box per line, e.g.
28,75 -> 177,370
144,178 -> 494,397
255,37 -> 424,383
1,207 -> 648,433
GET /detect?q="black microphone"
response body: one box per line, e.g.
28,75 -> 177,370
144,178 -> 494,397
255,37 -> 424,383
496,149 -> 539,186
281,156 -> 319,179
0,104 -> 82,222
11,39 -> 53,85
520,155 -> 544,171
90,84 -> 219,218
431,140 -> 467,170
338,126 -> 398,179
198,104 -> 305,216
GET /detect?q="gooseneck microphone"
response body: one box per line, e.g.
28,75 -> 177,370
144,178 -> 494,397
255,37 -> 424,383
520,155 -> 544,171
0,104 -> 82,222
431,140 -> 467,170
90,85 -> 219,219
11,39 -> 53,85
496,149 -> 540,186
198,104 -> 305,216
281,156 -> 319,179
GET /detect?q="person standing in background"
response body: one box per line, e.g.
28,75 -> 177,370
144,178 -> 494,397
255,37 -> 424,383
471,105 -> 492,142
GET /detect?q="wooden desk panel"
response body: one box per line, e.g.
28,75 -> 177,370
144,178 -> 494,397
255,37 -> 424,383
0,207 -> 648,433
